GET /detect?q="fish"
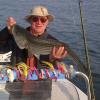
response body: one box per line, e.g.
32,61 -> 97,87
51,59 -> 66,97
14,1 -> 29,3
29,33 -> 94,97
11,24 -> 87,73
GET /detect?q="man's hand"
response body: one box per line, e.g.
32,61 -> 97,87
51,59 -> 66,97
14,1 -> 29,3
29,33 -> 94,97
51,46 -> 68,60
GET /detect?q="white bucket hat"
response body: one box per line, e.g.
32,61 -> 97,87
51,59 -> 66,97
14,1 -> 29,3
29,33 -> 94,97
25,6 -> 54,23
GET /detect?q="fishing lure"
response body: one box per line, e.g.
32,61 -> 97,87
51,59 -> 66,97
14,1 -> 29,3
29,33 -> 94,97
41,61 -> 57,78
7,69 -> 14,82
17,62 -> 29,78
41,61 -> 55,72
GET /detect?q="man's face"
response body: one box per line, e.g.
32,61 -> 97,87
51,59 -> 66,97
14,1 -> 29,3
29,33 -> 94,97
31,16 -> 48,36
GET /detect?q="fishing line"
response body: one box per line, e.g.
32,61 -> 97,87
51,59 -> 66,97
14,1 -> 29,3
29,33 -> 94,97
78,0 -> 95,99
68,0 -> 95,99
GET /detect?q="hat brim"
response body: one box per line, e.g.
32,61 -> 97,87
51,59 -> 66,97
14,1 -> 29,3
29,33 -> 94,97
25,14 -> 54,23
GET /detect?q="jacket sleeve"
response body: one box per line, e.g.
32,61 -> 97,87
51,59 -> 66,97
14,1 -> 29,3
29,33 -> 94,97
9,37 -> 28,66
7,29 -> 28,66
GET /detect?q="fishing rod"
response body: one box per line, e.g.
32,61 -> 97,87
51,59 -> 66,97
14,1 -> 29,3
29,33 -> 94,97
78,0 -> 95,100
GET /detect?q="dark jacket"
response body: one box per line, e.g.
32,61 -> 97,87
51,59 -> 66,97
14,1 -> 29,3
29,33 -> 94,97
0,27 -> 27,66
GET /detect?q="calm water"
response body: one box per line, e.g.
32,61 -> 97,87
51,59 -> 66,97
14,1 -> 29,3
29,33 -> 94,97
0,0 -> 100,99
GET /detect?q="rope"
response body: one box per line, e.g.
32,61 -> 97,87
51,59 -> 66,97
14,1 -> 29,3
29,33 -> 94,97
78,0 -> 95,99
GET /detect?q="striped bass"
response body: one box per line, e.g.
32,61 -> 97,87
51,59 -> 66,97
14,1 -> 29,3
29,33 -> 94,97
11,24 -> 87,73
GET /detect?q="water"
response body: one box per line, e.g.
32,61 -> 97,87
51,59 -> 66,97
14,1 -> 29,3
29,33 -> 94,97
0,0 -> 100,99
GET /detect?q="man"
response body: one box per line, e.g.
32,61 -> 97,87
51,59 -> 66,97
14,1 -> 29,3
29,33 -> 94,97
7,6 -> 67,67
6,5 -> 68,100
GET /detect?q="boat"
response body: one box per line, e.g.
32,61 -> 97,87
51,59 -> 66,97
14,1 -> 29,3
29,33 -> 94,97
0,66 -> 90,100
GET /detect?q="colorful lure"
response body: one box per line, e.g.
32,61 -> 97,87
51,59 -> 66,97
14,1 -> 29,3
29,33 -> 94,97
7,69 -> 14,82
41,61 -> 55,72
0,61 -> 75,82
17,62 -> 29,77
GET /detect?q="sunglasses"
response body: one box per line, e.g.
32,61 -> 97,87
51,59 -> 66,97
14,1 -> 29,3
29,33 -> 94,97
32,16 -> 48,23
